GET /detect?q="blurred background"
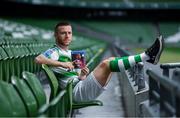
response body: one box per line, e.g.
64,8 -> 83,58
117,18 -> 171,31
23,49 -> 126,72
0,1 -> 180,117
0,0 -> 179,63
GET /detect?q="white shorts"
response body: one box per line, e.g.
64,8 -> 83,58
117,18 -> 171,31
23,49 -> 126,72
73,72 -> 106,102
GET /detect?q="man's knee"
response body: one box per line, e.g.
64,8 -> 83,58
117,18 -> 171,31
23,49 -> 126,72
107,57 -> 115,61
99,57 -> 114,68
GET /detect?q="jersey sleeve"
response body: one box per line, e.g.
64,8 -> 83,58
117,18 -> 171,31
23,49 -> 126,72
43,48 -> 59,61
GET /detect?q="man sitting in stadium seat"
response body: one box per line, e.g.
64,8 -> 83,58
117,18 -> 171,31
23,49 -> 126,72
35,22 -> 164,102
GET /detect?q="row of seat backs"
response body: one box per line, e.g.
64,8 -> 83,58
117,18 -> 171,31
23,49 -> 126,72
0,63 -> 74,117
0,43 -> 105,63
0,36 -> 55,45
0,43 -> 106,63
0,44 -> 52,82
0,43 -> 105,60
0,44 -> 53,57
0,71 -> 46,117
0,63 -> 103,117
0,43 -> 106,82
0,69 -> 72,117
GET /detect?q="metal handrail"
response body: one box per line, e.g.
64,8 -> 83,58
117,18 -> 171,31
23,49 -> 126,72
147,69 -> 180,117
160,62 -> 180,77
147,70 -> 178,90
160,63 -> 180,69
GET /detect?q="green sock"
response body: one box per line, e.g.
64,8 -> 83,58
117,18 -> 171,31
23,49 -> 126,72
110,53 -> 149,72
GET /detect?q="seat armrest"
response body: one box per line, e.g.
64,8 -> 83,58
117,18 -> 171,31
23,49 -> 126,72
72,100 -> 103,109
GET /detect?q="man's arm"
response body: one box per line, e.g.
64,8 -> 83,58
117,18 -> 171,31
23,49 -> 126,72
35,54 -> 74,69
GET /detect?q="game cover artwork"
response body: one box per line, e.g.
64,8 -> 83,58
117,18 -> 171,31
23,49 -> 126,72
71,50 -> 86,69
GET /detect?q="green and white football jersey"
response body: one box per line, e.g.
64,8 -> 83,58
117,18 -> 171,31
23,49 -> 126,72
43,45 -> 79,87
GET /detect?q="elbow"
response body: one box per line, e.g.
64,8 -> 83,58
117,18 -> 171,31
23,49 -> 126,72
35,55 -> 44,64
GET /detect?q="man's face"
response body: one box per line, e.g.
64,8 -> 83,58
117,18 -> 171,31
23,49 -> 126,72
55,25 -> 72,47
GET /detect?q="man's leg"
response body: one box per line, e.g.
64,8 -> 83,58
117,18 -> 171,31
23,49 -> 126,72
93,53 -> 148,86
73,35 -> 164,102
93,35 -> 164,86
93,57 -> 114,86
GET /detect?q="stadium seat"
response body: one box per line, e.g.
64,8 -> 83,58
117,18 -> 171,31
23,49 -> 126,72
22,71 -> 47,108
0,55 -> 2,80
0,47 -> 10,82
0,38 -> 5,45
41,64 -> 61,101
0,81 -> 27,117
38,90 -> 67,117
2,46 -> 16,81
41,64 -> 103,116
66,79 -> 103,110
11,76 -> 38,116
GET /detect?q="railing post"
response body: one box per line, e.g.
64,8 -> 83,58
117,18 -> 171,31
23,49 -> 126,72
162,68 -> 169,77
160,69 -> 178,117
160,83 -> 175,116
160,67 -> 176,116
173,69 -> 180,117
172,68 -> 180,83
148,72 -> 159,105
176,91 -> 180,117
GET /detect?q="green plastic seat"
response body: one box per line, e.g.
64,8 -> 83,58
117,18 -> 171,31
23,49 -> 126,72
0,47 -> 8,59
21,47 -> 31,72
12,45 -> 26,76
2,45 -> 18,81
0,38 -> 5,45
66,79 -> 103,111
0,81 -> 27,117
0,54 -> 3,80
11,76 -> 38,116
0,47 -> 10,82
41,64 -> 103,116
42,64 -> 59,101
38,90 -> 67,117
22,71 -> 46,108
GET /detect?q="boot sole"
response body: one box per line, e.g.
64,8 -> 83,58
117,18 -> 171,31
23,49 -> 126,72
153,35 -> 164,64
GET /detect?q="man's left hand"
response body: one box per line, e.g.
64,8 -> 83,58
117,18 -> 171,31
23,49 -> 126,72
81,66 -> 89,76
79,66 -> 89,80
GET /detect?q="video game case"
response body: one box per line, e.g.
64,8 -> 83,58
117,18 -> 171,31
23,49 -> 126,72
71,50 -> 86,69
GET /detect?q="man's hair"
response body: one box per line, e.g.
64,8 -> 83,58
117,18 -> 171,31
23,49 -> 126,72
54,22 -> 71,33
